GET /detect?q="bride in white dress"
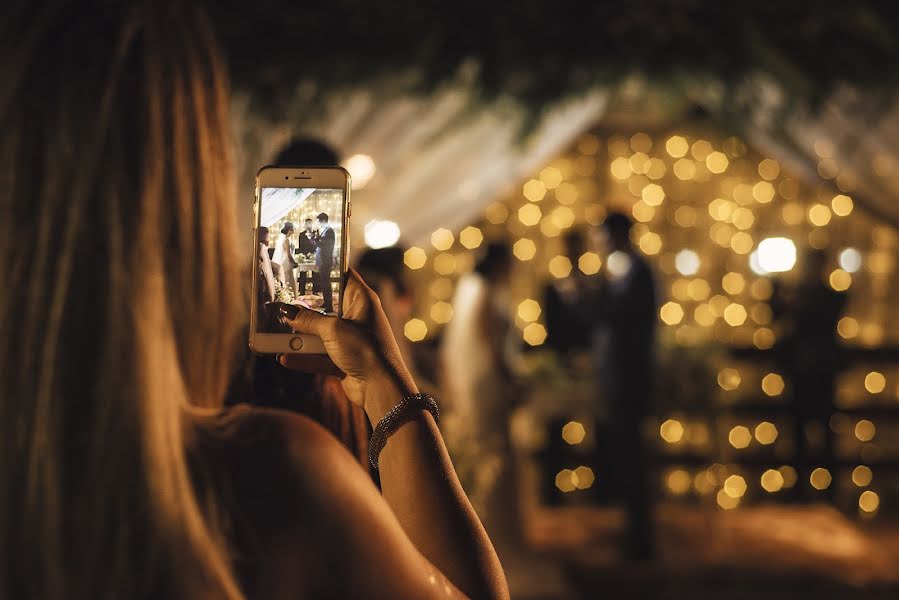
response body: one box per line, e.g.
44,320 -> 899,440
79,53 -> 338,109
271,222 -> 298,297
439,243 -> 519,552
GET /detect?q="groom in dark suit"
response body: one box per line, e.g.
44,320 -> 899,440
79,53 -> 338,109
315,212 -> 336,313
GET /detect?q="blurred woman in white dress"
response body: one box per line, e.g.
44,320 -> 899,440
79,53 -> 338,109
439,243 -> 518,552
272,221 -> 298,297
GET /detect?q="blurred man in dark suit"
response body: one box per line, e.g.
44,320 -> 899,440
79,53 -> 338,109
296,217 -> 318,296
315,212 -> 336,313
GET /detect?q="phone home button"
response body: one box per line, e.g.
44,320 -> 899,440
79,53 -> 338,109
289,337 -> 303,351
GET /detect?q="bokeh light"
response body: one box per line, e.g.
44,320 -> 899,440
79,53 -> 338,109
518,299 -> 542,322
810,468 -> 832,490
852,465 -> 873,487
459,226 -> 484,249
404,247 -> 427,270
404,319 -> 428,342
761,469 -> 784,492
754,421 -> 779,445
761,373 -> 785,397
660,419 -> 684,443
675,250 -> 700,276
562,421 -> 586,445
855,419 -> 876,441
513,238 -> 537,261
431,228 -> 455,250
523,323 -> 547,346
728,426 -> 752,449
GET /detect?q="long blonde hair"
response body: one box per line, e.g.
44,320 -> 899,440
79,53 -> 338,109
0,1 -> 245,597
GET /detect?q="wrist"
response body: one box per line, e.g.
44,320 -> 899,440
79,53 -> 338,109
363,370 -> 419,423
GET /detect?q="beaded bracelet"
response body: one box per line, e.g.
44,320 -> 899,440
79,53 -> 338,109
368,393 -> 440,470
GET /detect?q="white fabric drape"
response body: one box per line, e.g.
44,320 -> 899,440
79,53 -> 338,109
260,187 -> 315,227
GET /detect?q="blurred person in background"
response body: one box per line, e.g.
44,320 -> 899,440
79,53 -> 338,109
297,217 -> 318,296
771,248 -> 846,501
272,221 -> 298,296
439,243 -> 521,553
579,212 -> 658,561
0,2 -> 507,598
315,211 -> 336,313
544,228 -> 592,358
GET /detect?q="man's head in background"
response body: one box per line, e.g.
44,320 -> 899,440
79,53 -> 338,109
273,137 -> 339,167
356,246 -> 413,323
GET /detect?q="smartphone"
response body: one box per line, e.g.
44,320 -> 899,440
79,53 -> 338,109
250,166 -> 351,354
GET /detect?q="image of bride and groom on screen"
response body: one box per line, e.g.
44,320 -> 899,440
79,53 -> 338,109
257,188 -> 341,333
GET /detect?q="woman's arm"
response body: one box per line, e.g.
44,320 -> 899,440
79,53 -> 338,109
280,271 -> 508,599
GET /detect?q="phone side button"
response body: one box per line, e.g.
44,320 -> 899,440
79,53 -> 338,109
289,337 -> 303,351
347,201 -> 352,217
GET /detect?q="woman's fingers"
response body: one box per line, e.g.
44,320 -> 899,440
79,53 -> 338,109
283,305 -> 335,339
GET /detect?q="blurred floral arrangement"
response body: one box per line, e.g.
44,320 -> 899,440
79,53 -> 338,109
273,278 -> 294,304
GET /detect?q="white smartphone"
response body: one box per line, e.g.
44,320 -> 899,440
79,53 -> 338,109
250,166 -> 351,354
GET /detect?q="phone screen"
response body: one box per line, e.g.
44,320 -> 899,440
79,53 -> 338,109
256,186 -> 345,334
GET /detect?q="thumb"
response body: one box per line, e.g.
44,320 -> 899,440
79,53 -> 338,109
282,305 -> 336,339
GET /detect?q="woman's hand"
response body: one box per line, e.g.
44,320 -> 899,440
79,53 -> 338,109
278,269 -> 417,414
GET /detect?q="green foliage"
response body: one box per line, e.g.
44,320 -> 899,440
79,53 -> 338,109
209,1 -> 899,123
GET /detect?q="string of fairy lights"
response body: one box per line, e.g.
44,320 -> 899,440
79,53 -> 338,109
401,128 -> 897,517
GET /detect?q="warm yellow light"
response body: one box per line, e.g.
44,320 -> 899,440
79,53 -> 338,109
869,251 -> 894,274
859,490 -> 880,513
539,166 -> 563,189
523,179 -> 547,202
574,466 -> 595,489
733,184 -> 754,205
548,255 -> 573,279
837,317 -> 858,339
675,206 -> 696,227
459,226 -> 484,249
732,207 -> 755,230
711,223 -> 735,247
761,373 -> 785,397
629,152 -> 650,175
730,232 -> 754,255
675,250 -> 700,275
486,202 -> 509,224
518,203 -> 542,226
642,183 -> 666,206
694,304 -> 716,327
718,368 -> 741,391
708,198 -> 727,221
671,278 -> 690,302
832,194 -> 854,216
562,421 -> 586,445
433,253 -> 457,275
756,237 -> 796,272
855,419 -> 875,442
523,323 -> 547,346
429,278 -> 453,299
513,238 -> 537,261
758,158 -> 781,180
751,303 -> 772,325
717,489 -> 740,510
404,247 -> 427,270
694,471 -> 715,494
660,301 -> 684,325
555,182 -> 579,205
639,232 -> 662,255
431,228 -> 455,251
430,301 -> 454,324
852,465 -> 873,487
724,474 -> 747,497
517,299 -> 542,322
631,201 -> 655,223
709,295 -> 730,317
753,328 -> 776,349
724,303 -> 748,326
810,468 -> 832,490
728,426 -> 752,449
829,269 -> 851,291
722,272 -> 745,295
755,421 -> 778,445
647,158 -> 667,180
864,371 -> 886,394
551,206 -> 576,229
578,252 -> 602,275
660,419 -> 684,443
673,158 -> 696,180
687,279 -> 710,301
750,279 -> 773,300
610,157 -> 632,180
690,139 -> 713,160
706,151 -> 729,173
761,469 -> 784,492
555,469 -> 577,493
540,218 -> 561,238
808,203 -> 832,226
404,319 -> 428,342
779,466 -> 798,488
666,469 -> 692,495
752,181 -> 775,204
666,135 -> 689,158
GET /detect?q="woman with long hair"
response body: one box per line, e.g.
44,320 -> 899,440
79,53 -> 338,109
0,2 -> 506,598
